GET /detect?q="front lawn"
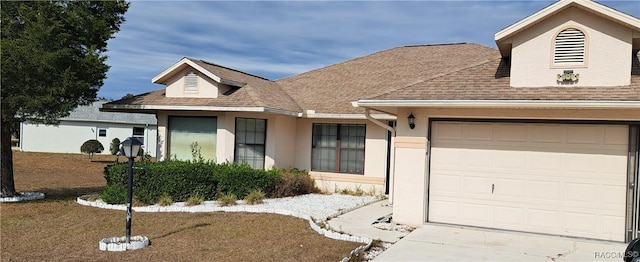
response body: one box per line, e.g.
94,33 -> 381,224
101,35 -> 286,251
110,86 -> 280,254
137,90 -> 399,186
0,151 -> 360,261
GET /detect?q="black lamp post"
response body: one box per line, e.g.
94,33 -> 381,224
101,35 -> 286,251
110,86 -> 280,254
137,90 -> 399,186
120,137 -> 143,244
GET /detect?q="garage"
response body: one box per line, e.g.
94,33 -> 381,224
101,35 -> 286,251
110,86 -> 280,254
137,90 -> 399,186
428,121 -> 629,241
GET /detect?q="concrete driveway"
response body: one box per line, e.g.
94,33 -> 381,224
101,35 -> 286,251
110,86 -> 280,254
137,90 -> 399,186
373,224 -> 628,261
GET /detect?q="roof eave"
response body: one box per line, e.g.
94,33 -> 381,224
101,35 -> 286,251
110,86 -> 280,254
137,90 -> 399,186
355,99 -> 640,110
101,104 -> 302,117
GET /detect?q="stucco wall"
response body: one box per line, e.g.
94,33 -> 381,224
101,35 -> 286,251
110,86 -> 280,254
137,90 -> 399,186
20,120 -> 158,156
391,107 -> 640,226
164,68 -> 220,98
294,118 -> 389,194
510,6 -> 633,87
156,111 -> 297,169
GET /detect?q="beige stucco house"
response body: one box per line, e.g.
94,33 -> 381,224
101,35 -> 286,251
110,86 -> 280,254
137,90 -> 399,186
103,0 -> 639,242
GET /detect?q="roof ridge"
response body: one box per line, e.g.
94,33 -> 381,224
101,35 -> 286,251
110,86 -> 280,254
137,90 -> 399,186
403,42 -> 468,48
190,58 -> 273,82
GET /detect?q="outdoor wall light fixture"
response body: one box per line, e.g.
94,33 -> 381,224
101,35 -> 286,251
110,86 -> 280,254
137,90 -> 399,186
408,113 -> 416,129
120,137 -> 143,243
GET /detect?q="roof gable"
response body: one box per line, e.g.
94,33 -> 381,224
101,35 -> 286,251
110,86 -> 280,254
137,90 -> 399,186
495,0 -> 640,57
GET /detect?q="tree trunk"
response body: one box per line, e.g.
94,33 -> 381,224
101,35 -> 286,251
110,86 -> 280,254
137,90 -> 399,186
1,117 -> 17,197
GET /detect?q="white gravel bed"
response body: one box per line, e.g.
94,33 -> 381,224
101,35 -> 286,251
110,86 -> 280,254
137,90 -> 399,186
78,193 -> 381,221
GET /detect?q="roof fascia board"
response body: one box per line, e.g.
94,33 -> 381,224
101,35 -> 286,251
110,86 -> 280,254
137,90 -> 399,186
152,58 -> 222,84
59,118 -> 157,125
102,104 -> 301,117
302,112 -> 396,120
495,0 -> 640,42
356,100 -> 640,109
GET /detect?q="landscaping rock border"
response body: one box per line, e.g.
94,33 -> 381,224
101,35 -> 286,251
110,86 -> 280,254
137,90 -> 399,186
0,192 -> 45,202
99,235 -> 149,251
78,194 -> 380,260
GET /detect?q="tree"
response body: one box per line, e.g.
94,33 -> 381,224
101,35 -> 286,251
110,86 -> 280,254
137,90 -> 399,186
81,139 -> 104,161
1,1 -> 129,197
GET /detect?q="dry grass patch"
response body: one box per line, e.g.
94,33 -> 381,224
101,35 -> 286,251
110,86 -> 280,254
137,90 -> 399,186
1,151 -> 360,261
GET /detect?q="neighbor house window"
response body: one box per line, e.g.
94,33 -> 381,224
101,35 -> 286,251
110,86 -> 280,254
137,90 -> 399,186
98,129 -> 107,137
234,118 -> 266,169
132,127 -> 145,144
184,71 -> 198,92
553,28 -> 586,65
168,116 -> 216,161
311,123 -> 365,174
132,127 -> 144,136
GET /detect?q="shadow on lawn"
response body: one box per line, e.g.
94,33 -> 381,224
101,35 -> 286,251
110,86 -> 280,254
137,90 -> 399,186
153,223 -> 212,240
33,186 -> 105,201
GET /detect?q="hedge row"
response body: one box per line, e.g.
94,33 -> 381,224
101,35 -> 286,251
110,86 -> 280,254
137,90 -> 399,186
101,160 -> 317,204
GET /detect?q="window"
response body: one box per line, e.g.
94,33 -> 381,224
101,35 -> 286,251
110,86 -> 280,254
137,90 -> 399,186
235,118 -> 266,169
98,129 -> 107,137
312,123 -> 365,174
553,28 -> 586,65
132,127 -> 144,136
184,71 -> 198,92
168,116 -> 217,161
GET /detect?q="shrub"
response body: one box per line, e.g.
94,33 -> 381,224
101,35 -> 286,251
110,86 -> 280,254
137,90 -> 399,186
100,184 -> 126,204
217,192 -> 237,206
80,139 -> 104,160
109,138 -> 121,155
213,162 -> 279,199
104,160 -> 217,204
185,193 -> 204,206
244,190 -> 265,205
157,193 -> 173,206
267,168 -> 318,198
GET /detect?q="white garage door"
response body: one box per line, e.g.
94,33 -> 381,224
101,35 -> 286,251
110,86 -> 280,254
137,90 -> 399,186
429,121 -> 629,241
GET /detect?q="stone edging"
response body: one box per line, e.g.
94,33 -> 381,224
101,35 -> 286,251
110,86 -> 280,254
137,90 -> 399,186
0,192 -> 45,202
77,195 -> 375,260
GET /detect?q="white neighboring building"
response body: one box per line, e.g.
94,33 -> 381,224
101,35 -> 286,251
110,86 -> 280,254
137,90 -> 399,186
20,100 -> 157,156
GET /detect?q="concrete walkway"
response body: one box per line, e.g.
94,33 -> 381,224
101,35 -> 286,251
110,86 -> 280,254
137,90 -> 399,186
373,224 -> 628,261
327,200 -> 409,243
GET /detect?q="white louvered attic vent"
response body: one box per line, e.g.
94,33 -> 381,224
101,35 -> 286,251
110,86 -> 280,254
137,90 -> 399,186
184,72 -> 198,92
554,29 -> 585,64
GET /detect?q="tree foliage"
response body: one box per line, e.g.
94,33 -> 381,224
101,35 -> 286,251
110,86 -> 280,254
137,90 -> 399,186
81,139 -> 104,160
0,1 -> 129,196
110,137 -> 121,155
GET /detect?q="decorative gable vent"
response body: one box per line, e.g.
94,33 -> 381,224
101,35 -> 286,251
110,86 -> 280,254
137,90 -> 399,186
184,72 -> 198,92
554,28 -> 585,64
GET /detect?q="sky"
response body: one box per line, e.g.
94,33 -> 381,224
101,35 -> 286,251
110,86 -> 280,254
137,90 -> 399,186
98,0 -> 640,100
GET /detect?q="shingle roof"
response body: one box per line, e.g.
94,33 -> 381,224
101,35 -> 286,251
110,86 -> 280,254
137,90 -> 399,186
276,43 -> 501,114
66,100 -> 156,124
371,51 -> 640,101
105,58 -> 301,114
105,43 -> 639,115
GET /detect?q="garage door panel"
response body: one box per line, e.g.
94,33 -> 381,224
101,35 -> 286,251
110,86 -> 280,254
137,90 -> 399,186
605,125 -> 630,145
531,124 -> 564,143
528,180 -> 562,201
567,125 -> 601,144
529,209 -> 561,229
493,178 -> 524,198
493,206 -> 524,227
429,122 -> 628,241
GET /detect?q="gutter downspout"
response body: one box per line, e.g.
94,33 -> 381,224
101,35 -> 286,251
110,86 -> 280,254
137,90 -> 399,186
364,108 -> 396,205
